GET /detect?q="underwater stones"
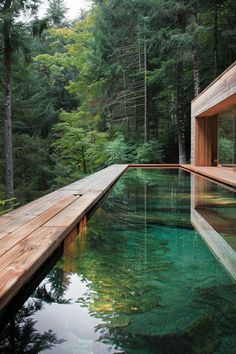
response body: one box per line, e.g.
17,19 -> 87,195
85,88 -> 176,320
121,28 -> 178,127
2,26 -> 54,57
90,302 -> 113,313
141,313 -> 218,354
194,284 -> 236,331
107,316 -> 131,329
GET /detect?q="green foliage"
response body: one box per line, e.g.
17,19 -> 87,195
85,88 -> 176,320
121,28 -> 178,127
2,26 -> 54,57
52,110 -> 108,185
106,135 -> 164,164
47,0 -> 68,27
106,134 -> 130,164
219,137 -> 234,165
0,198 -> 19,215
135,141 -> 164,164
0,0 -> 236,204
14,134 -> 54,202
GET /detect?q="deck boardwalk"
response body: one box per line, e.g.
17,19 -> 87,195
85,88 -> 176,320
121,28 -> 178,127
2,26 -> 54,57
0,164 -> 128,310
181,165 -> 236,188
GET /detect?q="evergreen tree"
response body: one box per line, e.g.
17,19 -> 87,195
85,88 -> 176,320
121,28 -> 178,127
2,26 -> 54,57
0,0 -> 235,207
47,0 -> 68,27
0,0 -> 40,198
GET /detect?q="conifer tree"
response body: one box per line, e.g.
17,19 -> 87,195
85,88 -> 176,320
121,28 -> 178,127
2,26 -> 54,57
47,0 -> 68,27
0,0 -> 40,198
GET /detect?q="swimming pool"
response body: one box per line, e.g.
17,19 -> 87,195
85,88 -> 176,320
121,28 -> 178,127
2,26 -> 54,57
1,168 -> 236,354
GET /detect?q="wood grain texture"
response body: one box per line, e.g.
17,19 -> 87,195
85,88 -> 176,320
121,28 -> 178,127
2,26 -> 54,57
128,164 -> 179,168
192,61 -> 236,117
0,215 -> 12,226
0,191 -> 74,236
0,226 -> 66,310
0,195 -> 79,257
181,165 -> 236,188
195,116 -> 218,166
44,191 -> 102,229
0,164 -> 128,310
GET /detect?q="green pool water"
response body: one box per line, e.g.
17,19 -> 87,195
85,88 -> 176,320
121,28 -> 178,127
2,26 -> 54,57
1,168 -> 236,354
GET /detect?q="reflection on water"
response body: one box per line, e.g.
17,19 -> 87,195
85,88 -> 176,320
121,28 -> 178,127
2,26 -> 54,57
1,169 -> 236,354
193,175 -> 236,249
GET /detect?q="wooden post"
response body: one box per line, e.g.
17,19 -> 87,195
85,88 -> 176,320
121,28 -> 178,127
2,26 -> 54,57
195,116 -> 218,166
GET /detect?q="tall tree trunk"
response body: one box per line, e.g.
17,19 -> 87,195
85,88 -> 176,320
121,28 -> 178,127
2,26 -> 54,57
136,34 -> 142,133
177,53 -> 186,164
3,0 -> 14,198
214,1 -> 219,78
193,2 -> 200,97
81,146 -> 87,174
144,37 -> 148,142
177,9 -> 186,164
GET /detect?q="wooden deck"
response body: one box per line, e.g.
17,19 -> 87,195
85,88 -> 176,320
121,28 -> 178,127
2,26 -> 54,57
181,165 -> 236,188
0,164 -> 128,310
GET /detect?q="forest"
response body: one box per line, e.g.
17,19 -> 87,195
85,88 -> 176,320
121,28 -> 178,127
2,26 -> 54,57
0,0 -> 236,212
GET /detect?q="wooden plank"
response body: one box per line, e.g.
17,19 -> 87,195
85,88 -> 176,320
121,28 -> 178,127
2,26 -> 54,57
192,61 -> 236,105
195,116 -> 218,166
192,61 -> 236,117
3,189 -> 69,217
0,165 -> 127,235
0,193 -> 77,237
0,195 -> 79,257
0,191 -> 74,234
128,164 -> 179,168
60,164 -> 127,192
85,165 -> 129,193
181,165 -> 236,189
199,94 -> 236,117
0,167 -> 112,226
44,191 -> 102,230
60,164 -> 128,193
0,215 -> 12,227
195,116 -> 204,166
0,226 -> 66,310
0,165 -> 128,232
212,116 -> 218,165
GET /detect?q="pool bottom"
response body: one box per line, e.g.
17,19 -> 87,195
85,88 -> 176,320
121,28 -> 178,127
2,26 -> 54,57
1,168 -> 236,354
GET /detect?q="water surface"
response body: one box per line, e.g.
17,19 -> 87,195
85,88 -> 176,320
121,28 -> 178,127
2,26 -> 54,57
1,168 -> 236,354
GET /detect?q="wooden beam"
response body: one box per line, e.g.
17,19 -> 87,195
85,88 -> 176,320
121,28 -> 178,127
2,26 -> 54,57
128,164 -> 179,168
192,61 -> 236,118
195,116 -> 218,166
181,164 -> 236,188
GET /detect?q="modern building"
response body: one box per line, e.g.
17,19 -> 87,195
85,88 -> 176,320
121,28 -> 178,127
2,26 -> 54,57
191,61 -> 236,171
189,62 -> 236,280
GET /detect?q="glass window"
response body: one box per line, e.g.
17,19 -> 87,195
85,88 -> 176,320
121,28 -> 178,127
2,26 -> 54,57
218,107 -> 236,171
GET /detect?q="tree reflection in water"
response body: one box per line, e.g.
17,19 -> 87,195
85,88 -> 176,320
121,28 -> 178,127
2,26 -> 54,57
1,169 -> 236,354
0,293 -> 65,354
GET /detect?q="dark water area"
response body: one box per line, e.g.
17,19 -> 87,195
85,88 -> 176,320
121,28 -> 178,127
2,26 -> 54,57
1,168 -> 236,354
